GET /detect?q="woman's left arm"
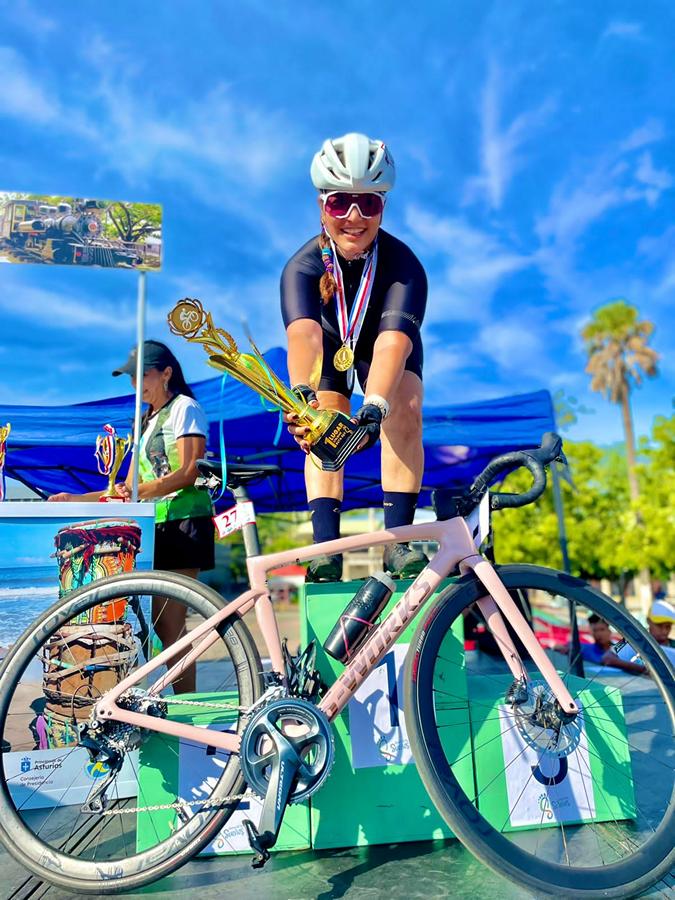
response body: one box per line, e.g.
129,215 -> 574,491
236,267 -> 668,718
362,250 -> 427,402
134,435 -> 206,501
361,330 -> 412,400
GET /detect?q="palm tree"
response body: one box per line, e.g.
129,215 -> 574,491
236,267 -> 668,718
582,300 -> 659,502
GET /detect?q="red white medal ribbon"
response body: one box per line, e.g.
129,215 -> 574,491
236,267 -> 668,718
331,238 -> 378,379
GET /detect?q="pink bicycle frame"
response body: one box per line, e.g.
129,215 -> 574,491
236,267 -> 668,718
95,515 -> 578,754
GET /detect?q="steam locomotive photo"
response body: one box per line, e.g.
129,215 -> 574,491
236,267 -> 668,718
0,194 -> 162,269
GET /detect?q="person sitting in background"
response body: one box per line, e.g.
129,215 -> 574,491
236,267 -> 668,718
48,340 -> 213,691
646,599 -> 675,662
612,599 -> 675,671
574,614 -> 645,674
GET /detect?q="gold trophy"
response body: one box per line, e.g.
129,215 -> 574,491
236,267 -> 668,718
168,298 -> 367,471
95,424 -> 132,501
0,423 -> 10,502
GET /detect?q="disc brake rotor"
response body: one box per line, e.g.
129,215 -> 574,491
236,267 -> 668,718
512,682 -> 582,758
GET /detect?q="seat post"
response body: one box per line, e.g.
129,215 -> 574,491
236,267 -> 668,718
232,484 -> 261,557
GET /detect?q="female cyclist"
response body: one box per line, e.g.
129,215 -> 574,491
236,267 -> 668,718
48,340 -> 213,690
281,132 -> 428,582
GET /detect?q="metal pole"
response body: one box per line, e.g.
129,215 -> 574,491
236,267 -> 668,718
551,463 -> 571,573
552,462 -> 584,677
131,271 -> 147,501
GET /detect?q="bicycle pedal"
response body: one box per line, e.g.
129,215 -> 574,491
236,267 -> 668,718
251,849 -> 270,870
243,818 -> 271,869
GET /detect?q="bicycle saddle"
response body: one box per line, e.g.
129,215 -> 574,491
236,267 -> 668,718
196,458 -> 282,490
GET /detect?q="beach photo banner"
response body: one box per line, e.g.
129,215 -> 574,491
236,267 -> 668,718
0,192 -> 162,271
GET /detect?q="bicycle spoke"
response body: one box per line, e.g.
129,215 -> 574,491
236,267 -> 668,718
410,567 -> 675,896
0,575 -> 259,887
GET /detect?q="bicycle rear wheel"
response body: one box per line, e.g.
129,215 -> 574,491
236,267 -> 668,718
404,564 -> 675,898
0,571 -> 263,893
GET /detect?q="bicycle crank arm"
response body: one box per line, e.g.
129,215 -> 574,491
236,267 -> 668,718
243,741 -> 301,868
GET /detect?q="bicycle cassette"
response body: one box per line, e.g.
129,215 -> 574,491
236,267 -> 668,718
239,697 -> 334,803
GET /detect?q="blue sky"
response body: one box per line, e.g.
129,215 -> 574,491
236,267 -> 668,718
0,1 -> 673,447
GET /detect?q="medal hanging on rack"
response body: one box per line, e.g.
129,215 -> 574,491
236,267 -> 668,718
331,238 -> 378,388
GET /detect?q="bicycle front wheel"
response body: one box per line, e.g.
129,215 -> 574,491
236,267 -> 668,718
404,564 -> 675,898
0,571 -> 263,894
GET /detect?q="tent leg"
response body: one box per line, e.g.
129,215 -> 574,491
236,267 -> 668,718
131,271 -> 147,502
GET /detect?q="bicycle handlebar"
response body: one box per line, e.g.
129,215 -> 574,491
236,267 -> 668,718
469,431 -> 565,511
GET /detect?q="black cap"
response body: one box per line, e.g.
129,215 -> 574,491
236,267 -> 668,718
112,340 -> 175,377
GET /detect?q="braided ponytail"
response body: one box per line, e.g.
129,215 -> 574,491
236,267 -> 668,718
318,229 -> 337,304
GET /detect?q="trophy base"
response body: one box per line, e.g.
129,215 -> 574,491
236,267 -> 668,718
309,412 -> 368,472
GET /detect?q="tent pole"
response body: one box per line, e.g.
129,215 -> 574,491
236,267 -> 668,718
131,271 -> 146,502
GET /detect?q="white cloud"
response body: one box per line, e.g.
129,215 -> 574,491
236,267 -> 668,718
534,122 -> 670,305
405,204 -> 532,323
0,41 -> 306,249
631,152 -> 673,206
601,21 -> 645,41
422,335 -> 467,381
620,120 -> 665,153
0,47 -> 57,124
476,318 -> 546,377
0,282 -> 135,333
3,1 -> 58,39
463,61 -> 555,210
169,270 -> 286,352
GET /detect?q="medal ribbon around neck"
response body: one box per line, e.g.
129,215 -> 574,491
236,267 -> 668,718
330,238 -> 378,387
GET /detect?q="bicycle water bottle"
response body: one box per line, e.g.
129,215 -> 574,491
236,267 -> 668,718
324,571 -> 396,663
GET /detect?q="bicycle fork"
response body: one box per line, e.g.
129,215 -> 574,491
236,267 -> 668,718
463,555 -> 578,716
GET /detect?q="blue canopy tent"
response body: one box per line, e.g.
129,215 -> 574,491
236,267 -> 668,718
0,347 -> 555,512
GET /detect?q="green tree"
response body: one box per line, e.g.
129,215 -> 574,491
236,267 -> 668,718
492,440 -> 632,580
105,202 -> 162,243
632,415 -> 675,577
581,300 -> 659,502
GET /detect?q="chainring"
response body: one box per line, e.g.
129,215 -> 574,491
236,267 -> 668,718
239,697 -> 334,803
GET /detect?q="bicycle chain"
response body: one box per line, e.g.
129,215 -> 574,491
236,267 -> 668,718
100,790 -> 253,816
160,696 -> 249,712
99,688 -> 287,815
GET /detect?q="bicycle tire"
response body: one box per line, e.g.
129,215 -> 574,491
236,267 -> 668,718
0,571 -> 263,894
404,564 -> 675,899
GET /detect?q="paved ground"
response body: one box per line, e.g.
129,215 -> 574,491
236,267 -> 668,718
1,606 -> 673,899
1,839 -> 532,899
2,834 -> 672,900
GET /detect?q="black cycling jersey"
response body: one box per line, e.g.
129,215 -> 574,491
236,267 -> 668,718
280,229 -> 427,397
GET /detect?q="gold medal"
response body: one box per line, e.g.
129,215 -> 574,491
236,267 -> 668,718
333,344 -> 354,372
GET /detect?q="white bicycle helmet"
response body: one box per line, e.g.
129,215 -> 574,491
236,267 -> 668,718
311,132 -> 396,192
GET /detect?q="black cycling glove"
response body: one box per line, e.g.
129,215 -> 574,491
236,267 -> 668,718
352,403 -> 383,451
291,384 -> 318,406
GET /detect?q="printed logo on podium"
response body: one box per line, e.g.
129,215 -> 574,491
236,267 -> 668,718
348,644 -> 412,769
498,704 -> 596,827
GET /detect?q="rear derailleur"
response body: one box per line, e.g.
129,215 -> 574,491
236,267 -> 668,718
77,689 -> 167,813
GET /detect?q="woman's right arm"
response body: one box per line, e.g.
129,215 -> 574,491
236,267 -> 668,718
48,489 -> 105,502
48,454 -> 136,502
281,252 -> 324,389
286,319 -> 323,387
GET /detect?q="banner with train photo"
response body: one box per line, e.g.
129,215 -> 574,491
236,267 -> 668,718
0,192 -> 162,270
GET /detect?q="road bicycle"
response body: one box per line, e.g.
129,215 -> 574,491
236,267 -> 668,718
0,433 -> 672,897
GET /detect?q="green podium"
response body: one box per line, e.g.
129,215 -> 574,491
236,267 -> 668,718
301,578 -> 472,850
469,674 -> 635,830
